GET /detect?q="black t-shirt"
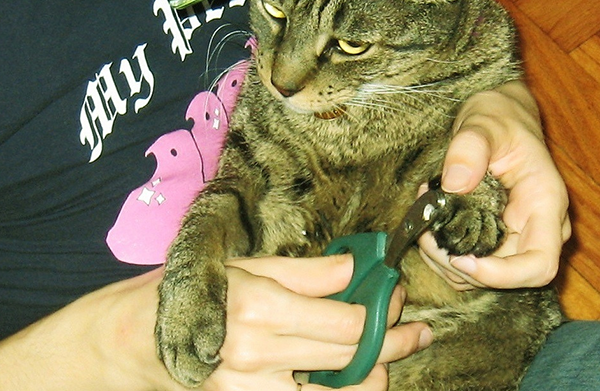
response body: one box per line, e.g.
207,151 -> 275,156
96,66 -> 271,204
0,0 -> 251,338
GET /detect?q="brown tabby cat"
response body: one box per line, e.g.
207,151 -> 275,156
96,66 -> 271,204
156,0 -> 563,389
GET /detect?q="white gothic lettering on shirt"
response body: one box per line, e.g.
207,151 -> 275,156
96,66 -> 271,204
79,0 -> 246,163
79,44 -> 154,163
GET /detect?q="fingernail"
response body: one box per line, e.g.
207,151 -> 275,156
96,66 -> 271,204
450,255 -> 477,275
442,164 -> 472,193
418,327 -> 434,350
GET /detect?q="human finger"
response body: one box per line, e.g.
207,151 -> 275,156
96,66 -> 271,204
224,266 -> 409,372
417,232 -> 477,290
446,81 -> 544,195
441,127 -> 492,194
222,267 -> 362,374
377,321 -> 433,363
226,302 -> 430,372
416,213 -> 556,289
419,212 -> 568,290
226,254 -> 354,297
226,266 -> 368,345
420,211 -> 564,289
227,256 -> 404,340
204,364 -> 389,391
450,212 -> 565,289
299,363 -> 390,391
250,316 -> 432,372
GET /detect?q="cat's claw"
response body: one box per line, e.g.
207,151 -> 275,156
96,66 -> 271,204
432,184 -> 507,258
156,309 -> 225,387
434,203 -> 506,257
156,326 -> 224,387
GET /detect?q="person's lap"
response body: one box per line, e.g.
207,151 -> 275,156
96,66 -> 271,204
520,320 -> 600,390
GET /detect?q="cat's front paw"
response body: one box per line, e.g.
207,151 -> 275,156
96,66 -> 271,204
434,198 -> 506,257
155,265 -> 227,388
433,177 -> 507,257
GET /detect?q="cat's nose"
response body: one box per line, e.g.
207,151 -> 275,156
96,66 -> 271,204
271,79 -> 303,98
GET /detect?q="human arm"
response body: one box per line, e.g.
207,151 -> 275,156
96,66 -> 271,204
419,80 -> 571,290
0,255 -> 432,391
0,267 -> 189,391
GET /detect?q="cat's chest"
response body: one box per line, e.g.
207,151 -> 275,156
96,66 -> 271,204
255,161 -> 417,257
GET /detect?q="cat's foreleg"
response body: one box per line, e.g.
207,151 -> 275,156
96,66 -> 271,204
155,187 -> 256,387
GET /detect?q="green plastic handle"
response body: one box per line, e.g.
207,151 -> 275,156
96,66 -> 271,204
309,232 -> 400,388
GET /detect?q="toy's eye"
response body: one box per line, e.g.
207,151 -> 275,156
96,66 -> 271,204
263,1 -> 286,19
337,40 -> 370,55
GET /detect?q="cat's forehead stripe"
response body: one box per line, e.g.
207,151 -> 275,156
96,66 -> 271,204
291,0 -> 342,29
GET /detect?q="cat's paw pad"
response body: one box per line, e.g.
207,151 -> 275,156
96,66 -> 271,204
433,195 -> 506,257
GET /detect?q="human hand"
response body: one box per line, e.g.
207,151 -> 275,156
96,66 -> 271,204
419,80 -> 571,290
0,254 -> 432,391
202,254 -> 433,391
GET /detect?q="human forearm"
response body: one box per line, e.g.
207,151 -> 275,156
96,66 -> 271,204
0,268 -> 185,391
0,256 -> 433,391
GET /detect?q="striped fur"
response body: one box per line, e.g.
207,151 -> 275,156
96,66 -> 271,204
156,0 -> 562,388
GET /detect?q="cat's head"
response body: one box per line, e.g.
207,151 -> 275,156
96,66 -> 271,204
249,0 -> 515,119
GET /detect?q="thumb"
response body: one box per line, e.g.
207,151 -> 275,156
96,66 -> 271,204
442,127 -> 492,194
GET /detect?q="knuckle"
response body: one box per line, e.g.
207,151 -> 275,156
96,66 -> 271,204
227,348 -> 261,371
338,305 -> 366,343
335,345 -> 360,369
220,335 -> 262,371
229,278 -> 283,326
538,263 -> 559,287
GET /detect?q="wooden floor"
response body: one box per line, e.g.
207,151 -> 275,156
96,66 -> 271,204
496,0 -> 600,320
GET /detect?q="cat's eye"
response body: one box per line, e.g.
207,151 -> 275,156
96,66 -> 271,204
337,40 -> 371,55
263,1 -> 286,19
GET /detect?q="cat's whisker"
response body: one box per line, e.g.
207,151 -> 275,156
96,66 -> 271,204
361,80 -> 446,92
205,24 -> 250,66
346,98 -> 451,133
345,96 -> 402,112
205,24 -> 232,71
361,84 -> 463,108
197,58 -> 255,121
198,24 -> 253,86
207,30 -> 253,71
206,57 -> 253,93
338,104 -> 362,123
353,90 -> 414,108
360,84 -> 463,103
350,92 -> 414,108
194,25 -> 256,124
350,90 -> 458,121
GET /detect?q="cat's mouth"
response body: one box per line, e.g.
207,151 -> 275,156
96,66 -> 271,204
314,105 -> 346,120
